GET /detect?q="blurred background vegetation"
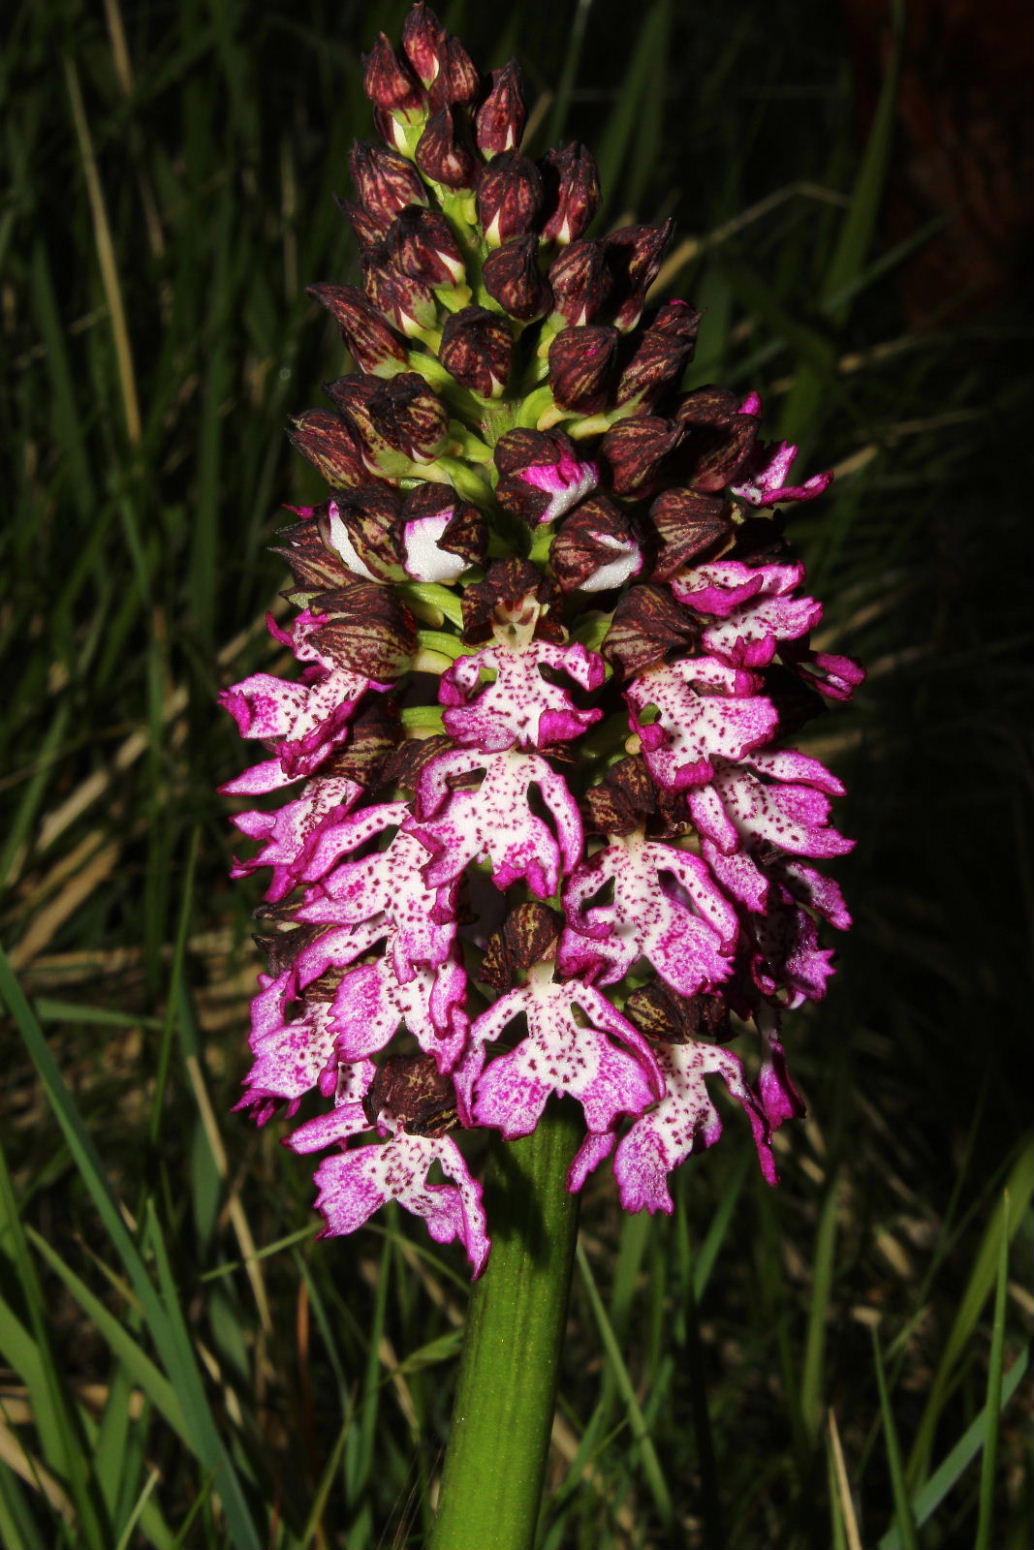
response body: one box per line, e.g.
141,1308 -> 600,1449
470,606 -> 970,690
1,0 -> 1030,1545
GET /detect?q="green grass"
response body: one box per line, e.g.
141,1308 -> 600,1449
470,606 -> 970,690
2,0 -> 1030,1545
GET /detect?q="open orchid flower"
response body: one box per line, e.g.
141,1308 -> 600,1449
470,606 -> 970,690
221,1 -> 861,1276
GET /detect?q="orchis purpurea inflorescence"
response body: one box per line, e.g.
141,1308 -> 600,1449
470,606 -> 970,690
221,2 -> 863,1279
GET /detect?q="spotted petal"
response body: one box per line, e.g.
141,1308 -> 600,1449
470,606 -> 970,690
409,748 -> 583,897
330,954 -> 469,1072
626,657 -> 778,789
458,965 -> 662,1138
227,777 -> 363,901
559,834 -> 737,995
571,1039 -> 779,1213
440,639 -> 605,751
313,1128 -> 491,1277
672,560 -> 823,668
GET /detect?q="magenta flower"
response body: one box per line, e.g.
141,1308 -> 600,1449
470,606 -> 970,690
221,1 -> 861,1274
559,832 -> 737,995
456,959 -> 663,1139
569,1037 -> 780,1212
312,1124 -> 490,1278
439,638 -> 605,750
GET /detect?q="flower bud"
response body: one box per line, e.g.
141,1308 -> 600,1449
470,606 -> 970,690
482,235 -> 551,320
494,429 -> 599,525
389,206 -> 466,286
428,36 -> 481,109
625,982 -> 730,1044
551,495 -> 643,593
617,300 -> 701,407
308,283 -> 409,376
548,324 -> 619,412
350,143 -> 428,230
323,376 -> 394,471
439,306 -> 513,397
540,144 -> 601,244
319,487 -> 403,580
287,410 -> 369,487
461,558 -> 560,644
380,373 -> 450,460
327,372 -> 448,464
361,35 -> 424,121
480,902 -> 561,989
475,152 -> 543,246
599,415 -> 684,497
648,487 -> 734,580
308,577 -> 416,679
362,249 -> 438,335
548,239 -> 611,325
271,517 -> 355,591
400,482 -> 486,582
415,107 -> 478,189
604,220 -> 675,330
602,583 -> 697,678
363,1052 -> 458,1136
336,196 -> 385,252
402,2 -> 448,87
475,61 -> 527,156
582,755 -> 655,835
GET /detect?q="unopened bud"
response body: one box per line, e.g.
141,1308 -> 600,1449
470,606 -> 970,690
336,196 -> 385,251
599,414 -> 684,496
475,152 -> 543,246
548,239 -> 611,326
648,487 -> 734,579
389,206 -> 466,286
604,220 -> 674,329
380,373 -> 450,460
551,495 -> 643,593
439,306 -> 513,397
548,324 -> 619,412
288,410 -> 369,488
475,61 -> 527,156
362,248 -> 438,335
540,144 -> 600,244
482,235 -> 551,320
617,300 -> 701,406
361,35 -> 424,121
402,2 -> 448,87
415,107 -> 478,189
308,283 -> 409,376
326,373 -> 448,464
350,143 -> 428,233
428,36 -> 481,109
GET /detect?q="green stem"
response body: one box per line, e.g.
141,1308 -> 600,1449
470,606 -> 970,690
429,1101 -> 583,1550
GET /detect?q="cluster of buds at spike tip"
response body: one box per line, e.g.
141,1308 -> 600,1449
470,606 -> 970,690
221,2 -> 863,1277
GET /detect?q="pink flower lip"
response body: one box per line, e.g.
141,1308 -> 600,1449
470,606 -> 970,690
518,454 -> 600,523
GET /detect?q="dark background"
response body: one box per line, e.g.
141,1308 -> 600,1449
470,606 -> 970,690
2,1 -> 1031,1546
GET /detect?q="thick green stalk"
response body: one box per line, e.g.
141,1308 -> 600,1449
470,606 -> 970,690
429,1101 -> 583,1550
